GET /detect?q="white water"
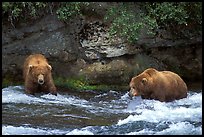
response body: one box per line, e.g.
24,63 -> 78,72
2,86 -> 202,135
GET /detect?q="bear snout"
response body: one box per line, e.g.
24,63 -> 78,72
38,74 -> 44,85
129,88 -> 139,97
128,91 -> 133,97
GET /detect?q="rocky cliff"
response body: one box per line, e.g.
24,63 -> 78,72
2,3 -> 202,91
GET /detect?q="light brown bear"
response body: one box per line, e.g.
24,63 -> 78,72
23,54 -> 57,95
129,68 -> 187,102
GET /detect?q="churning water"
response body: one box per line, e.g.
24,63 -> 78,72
2,85 -> 202,135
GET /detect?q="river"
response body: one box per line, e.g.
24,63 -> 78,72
2,83 -> 202,135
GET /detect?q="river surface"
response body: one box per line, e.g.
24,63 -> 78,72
2,83 -> 202,135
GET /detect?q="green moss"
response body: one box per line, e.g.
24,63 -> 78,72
54,76 -> 129,91
2,74 -> 129,91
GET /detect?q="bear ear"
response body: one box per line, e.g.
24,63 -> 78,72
28,65 -> 35,73
29,65 -> 34,70
47,64 -> 52,70
141,78 -> 147,84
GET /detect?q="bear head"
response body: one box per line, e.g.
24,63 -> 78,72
28,64 -> 52,85
129,68 -> 157,97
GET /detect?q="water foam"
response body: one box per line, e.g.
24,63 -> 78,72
126,122 -> 202,135
117,92 -> 202,125
2,86 -> 92,108
2,86 -> 46,104
2,125 -> 67,135
66,129 -> 94,135
2,86 -> 202,135
155,122 -> 202,135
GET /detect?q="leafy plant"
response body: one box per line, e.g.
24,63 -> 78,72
104,3 -> 158,44
2,2 -> 202,43
56,2 -> 89,21
2,2 -> 47,27
104,2 -> 202,44
142,2 -> 189,34
144,2 -> 202,38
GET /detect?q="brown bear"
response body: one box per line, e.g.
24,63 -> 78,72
23,54 -> 57,95
129,68 -> 187,102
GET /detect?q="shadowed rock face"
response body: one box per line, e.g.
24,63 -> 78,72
2,14 -> 86,81
78,54 -> 167,85
2,3 -> 202,89
79,21 -> 142,59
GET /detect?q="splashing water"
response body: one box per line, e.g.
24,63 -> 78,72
2,86 -> 202,135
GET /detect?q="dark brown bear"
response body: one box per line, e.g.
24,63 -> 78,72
23,54 -> 57,95
129,68 -> 187,102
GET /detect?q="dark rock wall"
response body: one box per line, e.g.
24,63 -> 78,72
2,4 -> 202,88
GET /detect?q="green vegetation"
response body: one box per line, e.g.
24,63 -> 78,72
56,2 -> 89,21
2,2 -> 201,43
2,2 -> 47,26
104,3 -> 158,44
2,2 -> 89,25
3,75 -> 128,91
105,2 -> 202,43
142,2 -> 202,38
54,76 -> 128,91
